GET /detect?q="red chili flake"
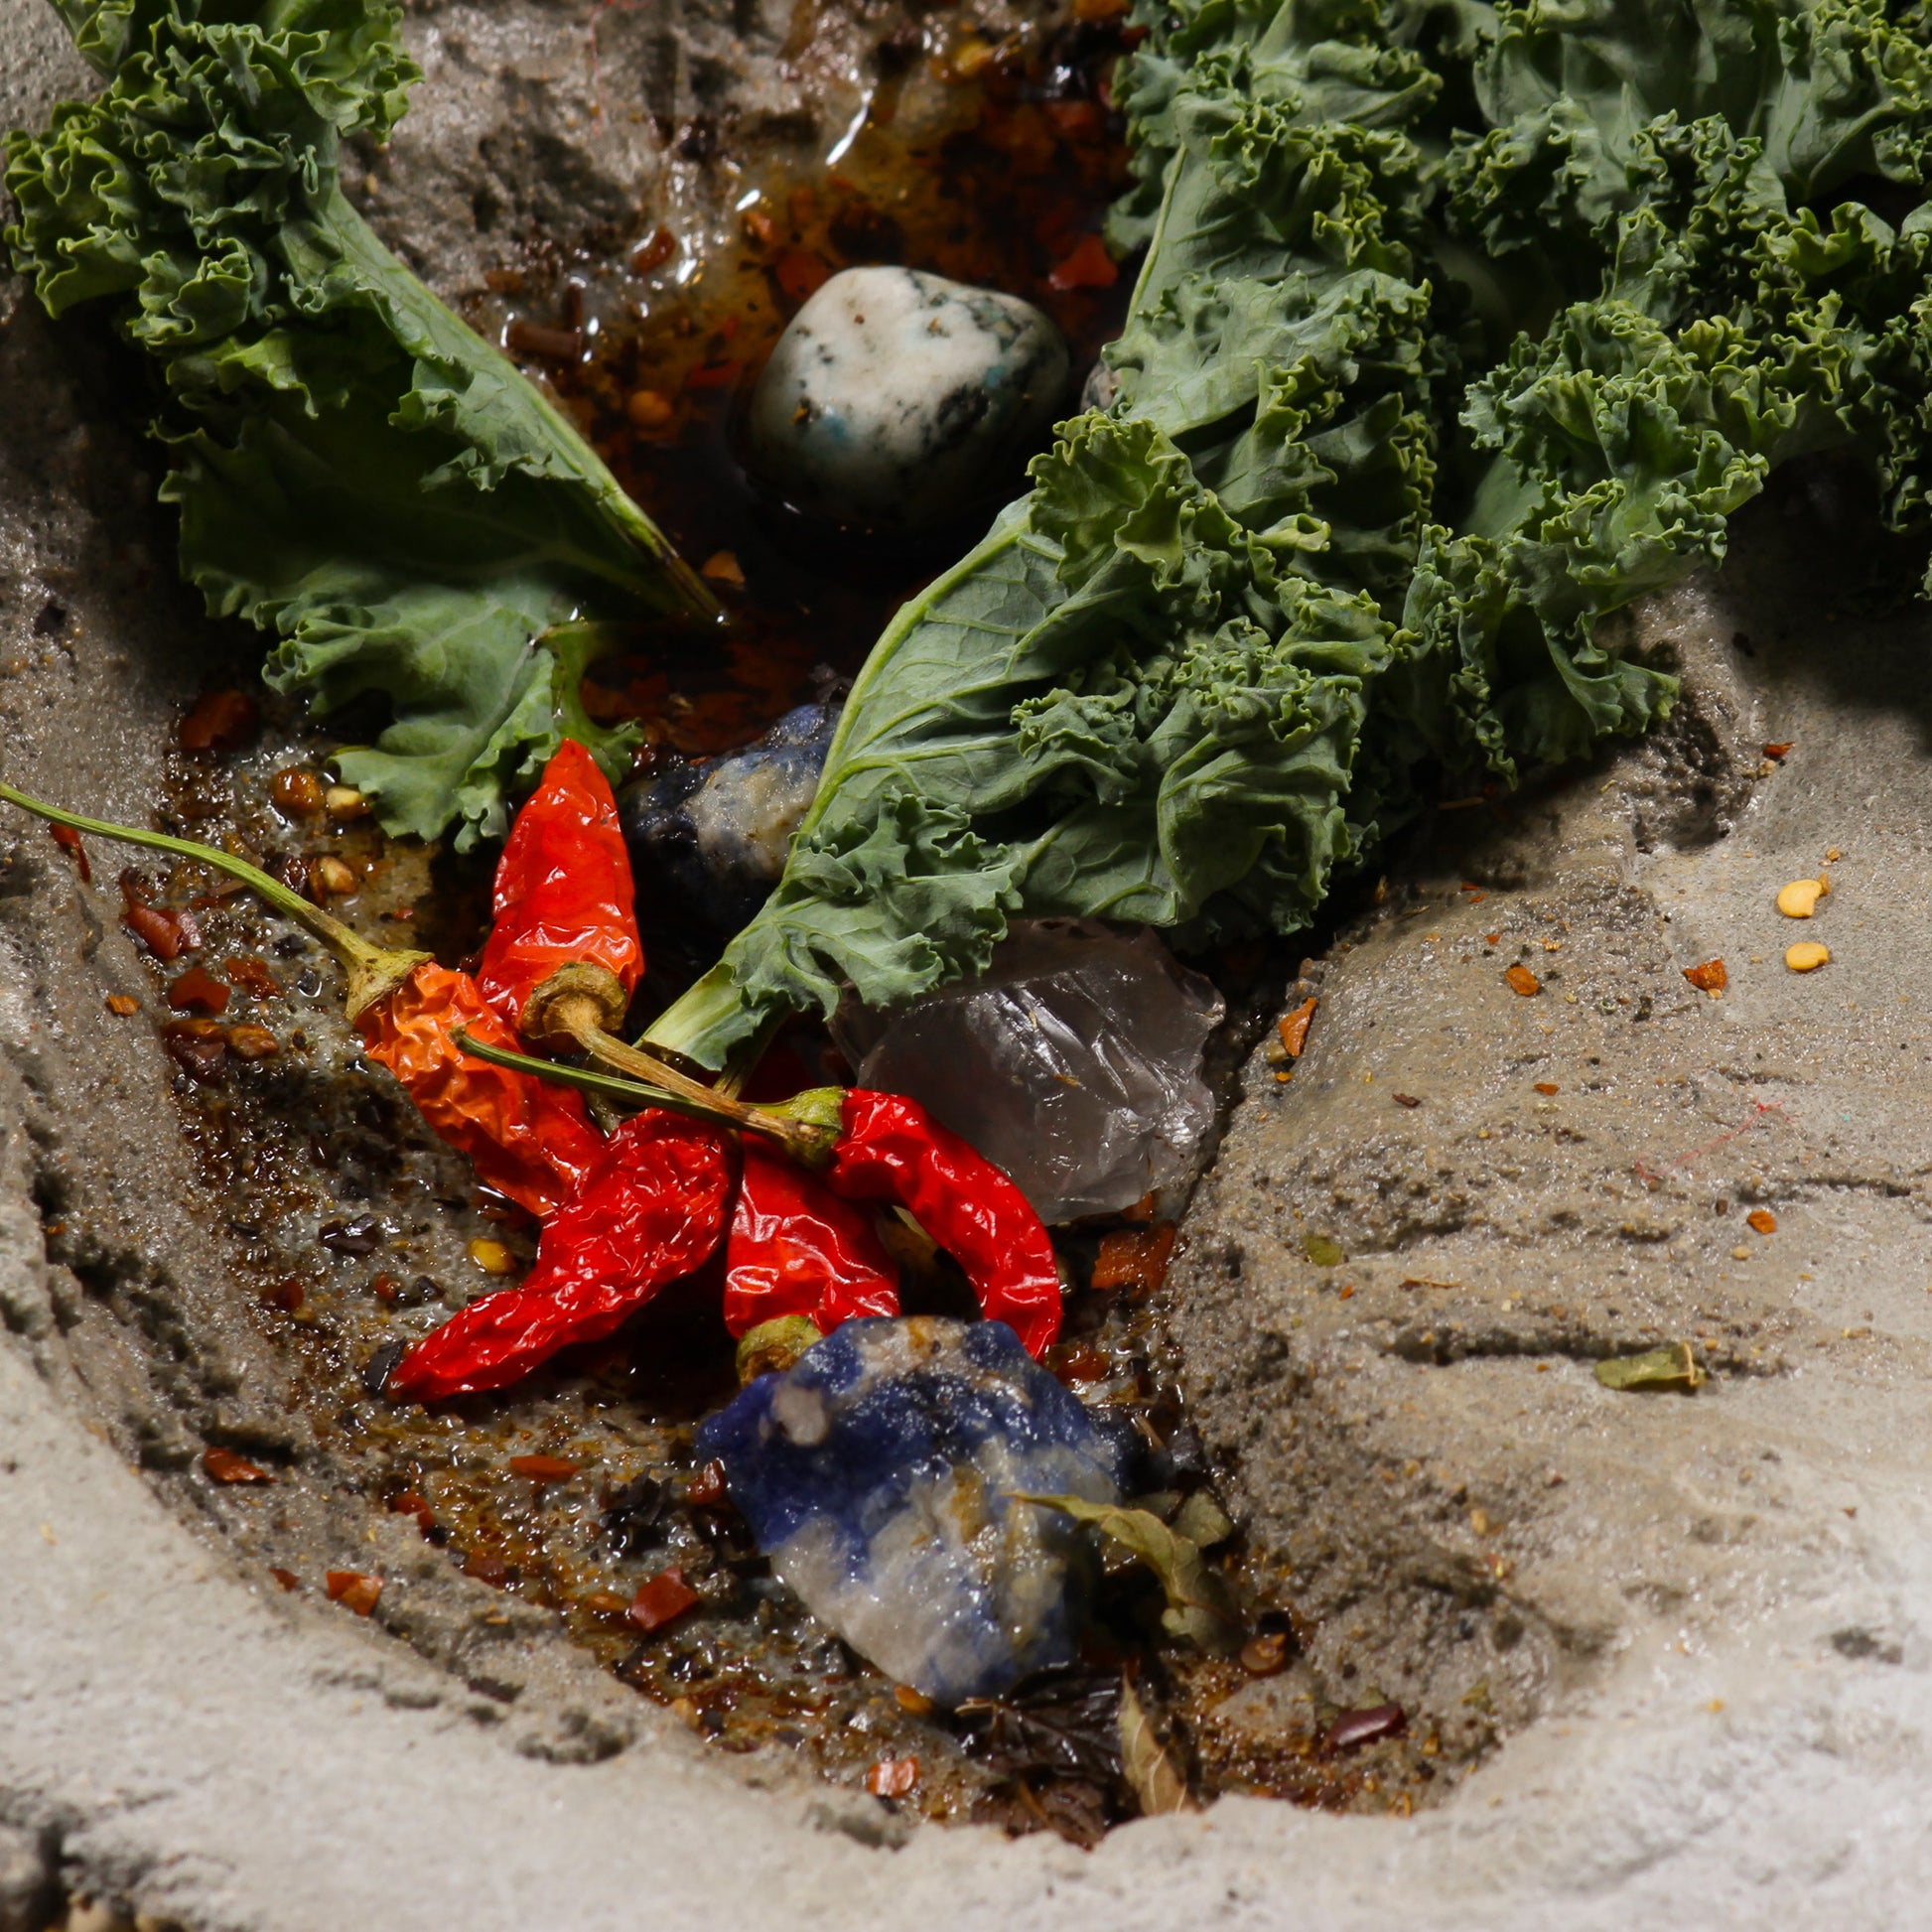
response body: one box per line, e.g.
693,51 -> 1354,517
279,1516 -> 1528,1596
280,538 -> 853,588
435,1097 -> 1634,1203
225,954 -> 283,1000
50,824 -> 90,884
1323,1703 -> 1407,1753
508,1453 -> 581,1482
1762,742 -> 1794,759
463,1553 -> 512,1588
1089,1223 -> 1177,1296
1683,958 -> 1727,994
1393,1092 -> 1422,1108
105,994 -> 140,1018
389,1490 -> 429,1515
161,1019 -> 227,1080
1746,1208 -> 1777,1235
167,964 -> 231,1015
631,226 -> 676,274
1278,996 -> 1317,1057
505,320 -> 583,361
628,1566 -> 700,1634
203,1446 -> 273,1484
1046,232 -> 1118,291
774,247 -> 833,306
1485,933 -> 1502,946
269,1567 -> 300,1591
683,359 -> 739,390
325,1571 -> 383,1615
865,1755 -> 920,1797
122,892 -> 200,961
742,207 -> 778,247
179,688 -> 258,754
1504,964 -> 1542,997
686,1459 -> 730,1509
262,1279 -> 305,1313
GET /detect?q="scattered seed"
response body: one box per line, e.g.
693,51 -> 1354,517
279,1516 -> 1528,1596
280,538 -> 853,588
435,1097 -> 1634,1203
701,549 -> 747,587
1240,1631 -> 1290,1676
309,855 -> 357,898
269,767 -> 326,816
325,1571 -> 382,1615
1785,941 -> 1830,972
1747,1209 -> 1776,1234
1731,1246 -> 1751,1261
105,994 -> 139,1017
1682,959 -> 1727,993
1533,1081 -> 1559,1095
468,1236 -> 515,1275
226,1023 -> 280,1061
625,388 -> 675,431
203,1447 -> 272,1484
1776,880 -> 1824,918
1504,964 -> 1541,997
325,785 -> 369,819
895,1685 -> 936,1716
1825,847 -> 1843,862
1323,1704 -> 1407,1753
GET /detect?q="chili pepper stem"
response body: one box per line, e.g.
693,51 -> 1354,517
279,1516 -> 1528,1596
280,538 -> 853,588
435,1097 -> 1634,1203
0,778 -> 428,1018
452,1025 -> 835,1163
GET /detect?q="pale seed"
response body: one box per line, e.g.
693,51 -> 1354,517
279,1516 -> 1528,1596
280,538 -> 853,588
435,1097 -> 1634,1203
468,1237 -> 515,1275
1776,879 -> 1824,918
1785,941 -> 1830,972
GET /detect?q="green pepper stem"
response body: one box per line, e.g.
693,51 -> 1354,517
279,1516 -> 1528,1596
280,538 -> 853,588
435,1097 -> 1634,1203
0,777 -> 428,1018
452,1026 -> 835,1162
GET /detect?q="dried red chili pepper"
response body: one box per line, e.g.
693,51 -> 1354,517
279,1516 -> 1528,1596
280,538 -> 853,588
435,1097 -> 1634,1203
813,1089 -> 1061,1357
722,1143 -> 900,1338
477,740 -> 643,1031
356,965 -> 604,1218
1,781 -> 602,1220
387,1111 -> 735,1402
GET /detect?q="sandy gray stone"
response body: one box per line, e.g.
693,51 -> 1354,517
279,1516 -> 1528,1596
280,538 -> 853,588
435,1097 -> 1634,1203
12,0 -> 1932,1920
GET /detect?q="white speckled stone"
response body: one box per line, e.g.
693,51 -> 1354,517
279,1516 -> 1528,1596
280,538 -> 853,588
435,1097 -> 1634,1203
747,265 -> 1068,530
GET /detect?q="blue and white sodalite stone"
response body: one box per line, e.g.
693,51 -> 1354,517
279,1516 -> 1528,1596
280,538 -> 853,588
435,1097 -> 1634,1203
747,266 -> 1069,530
697,1317 -> 1126,1705
618,701 -> 838,930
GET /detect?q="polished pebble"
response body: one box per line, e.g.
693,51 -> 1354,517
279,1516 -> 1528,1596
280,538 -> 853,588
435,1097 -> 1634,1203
747,266 -> 1068,530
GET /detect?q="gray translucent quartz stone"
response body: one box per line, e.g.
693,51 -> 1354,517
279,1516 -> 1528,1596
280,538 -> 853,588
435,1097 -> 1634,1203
746,265 -> 1069,530
834,919 -> 1226,1225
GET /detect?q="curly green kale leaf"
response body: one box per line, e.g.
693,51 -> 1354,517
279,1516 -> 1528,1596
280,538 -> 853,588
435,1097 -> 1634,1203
6,0 -> 714,846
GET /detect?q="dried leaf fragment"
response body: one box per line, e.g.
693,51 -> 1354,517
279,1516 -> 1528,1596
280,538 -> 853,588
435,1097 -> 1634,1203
1303,1233 -> 1344,1267
1277,997 -> 1317,1057
1683,959 -> 1727,993
1014,1494 -> 1241,1649
1594,1343 -> 1705,1393
1119,1677 -> 1192,1814
1504,964 -> 1541,997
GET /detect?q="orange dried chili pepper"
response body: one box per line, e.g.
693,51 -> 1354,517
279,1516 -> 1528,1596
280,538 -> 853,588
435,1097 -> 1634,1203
356,965 -> 603,1218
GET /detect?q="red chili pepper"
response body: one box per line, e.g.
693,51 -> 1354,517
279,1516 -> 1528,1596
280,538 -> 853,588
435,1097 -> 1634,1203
818,1090 -> 1061,1356
357,964 -> 605,1219
388,1111 -> 735,1401
477,740 -> 643,1029
722,1143 -> 900,1338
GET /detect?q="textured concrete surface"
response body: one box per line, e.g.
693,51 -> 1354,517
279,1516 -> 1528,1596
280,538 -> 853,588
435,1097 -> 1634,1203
10,0 -> 1932,1922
